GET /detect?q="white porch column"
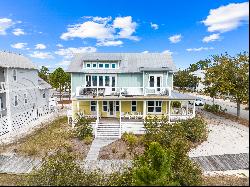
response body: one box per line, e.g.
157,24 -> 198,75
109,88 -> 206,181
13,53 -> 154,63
186,101 -> 189,115
119,100 -> 122,138
143,100 -> 147,119
77,100 -> 80,112
168,100 -> 171,123
5,68 -> 12,134
192,100 -> 196,118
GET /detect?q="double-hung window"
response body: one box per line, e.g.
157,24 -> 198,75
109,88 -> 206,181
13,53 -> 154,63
103,101 -> 108,112
131,101 -> 137,112
90,101 -> 96,112
13,70 -> 17,81
14,95 -> 18,106
116,101 -> 120,112
24,94 -> 28,104
147,101 -> 162,113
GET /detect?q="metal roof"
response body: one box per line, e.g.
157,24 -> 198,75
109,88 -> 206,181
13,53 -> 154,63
67,53 -> 177,73
38,78 -> 52,89
169,91 -> 196,100
0,51 -> 38,69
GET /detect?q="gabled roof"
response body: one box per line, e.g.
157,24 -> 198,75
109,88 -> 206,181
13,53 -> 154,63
38,78 -> 52,89
0,51 -> 37,69
67,53 -> 177,73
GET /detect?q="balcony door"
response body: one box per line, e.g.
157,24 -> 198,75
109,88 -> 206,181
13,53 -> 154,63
149,75 -> 162,92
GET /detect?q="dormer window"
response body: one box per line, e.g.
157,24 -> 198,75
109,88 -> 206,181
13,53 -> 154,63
92,63 -> 97,68
105,64 -> 110,68
99,63 -> 104,68
111,63 -> 116,68
86,63 -> 91,68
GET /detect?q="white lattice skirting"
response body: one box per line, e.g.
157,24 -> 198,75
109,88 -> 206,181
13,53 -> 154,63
0,105 -> 50,137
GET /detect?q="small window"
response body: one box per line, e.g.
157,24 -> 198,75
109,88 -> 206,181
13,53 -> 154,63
90,101 -> 96,112
13,70 -> 17,81
24,94 -> 28,104
103,101 -> 108,112
99,63 -> 104,68
105,63 -> 110,68
116,101 -> 119,111
14,95 -> 18,106
131,101 -> 137,112
111,63 -> 116,69
86,63 -> 91,68
92,63 -> 97,68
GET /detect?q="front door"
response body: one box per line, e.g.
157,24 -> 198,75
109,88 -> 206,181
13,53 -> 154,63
108,101 -> 115,117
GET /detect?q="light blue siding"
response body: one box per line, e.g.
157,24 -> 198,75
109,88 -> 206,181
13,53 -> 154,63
71,73 -> 85,94
117,73 -> 143,87
167,73 -> 173,88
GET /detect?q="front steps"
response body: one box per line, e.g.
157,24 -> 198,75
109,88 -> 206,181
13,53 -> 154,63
95,123 -> 121,138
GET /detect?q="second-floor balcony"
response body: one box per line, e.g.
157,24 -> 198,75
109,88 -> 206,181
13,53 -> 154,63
75,86 -> 171,98
0,82 -> 6,93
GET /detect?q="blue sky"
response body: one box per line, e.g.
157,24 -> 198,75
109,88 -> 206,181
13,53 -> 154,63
0,0 -> 249,70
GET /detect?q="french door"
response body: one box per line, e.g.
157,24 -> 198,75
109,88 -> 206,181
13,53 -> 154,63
108,101 -> 115,117
149,75 -> 162,92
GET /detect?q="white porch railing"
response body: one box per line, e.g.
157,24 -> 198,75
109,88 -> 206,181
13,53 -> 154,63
0,82 -> 6,93
76,86 -> 171,97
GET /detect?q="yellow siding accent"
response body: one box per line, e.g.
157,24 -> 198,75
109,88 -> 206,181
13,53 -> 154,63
137,101 -> 143,112
121,101 -> 131,112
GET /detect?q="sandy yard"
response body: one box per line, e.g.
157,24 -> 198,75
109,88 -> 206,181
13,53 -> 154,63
189,111 -> 249,157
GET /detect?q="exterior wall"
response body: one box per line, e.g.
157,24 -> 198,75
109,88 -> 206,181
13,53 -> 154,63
71,73 -> 85,95
117,73 -> 143,87
0,67 -> 50,136
72,100 -> 169,119
167,73 -> 173,88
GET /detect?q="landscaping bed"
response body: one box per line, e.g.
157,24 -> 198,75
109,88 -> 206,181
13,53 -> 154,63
0,116 -> 92,159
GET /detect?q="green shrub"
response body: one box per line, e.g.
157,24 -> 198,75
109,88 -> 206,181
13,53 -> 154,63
171,101 -> 181,108
204,103 -> 227,113
122,132 -> 139,155
74,115 -> 93,140
131,142 -> 202,186
84,136 -> 93,145
180,117 -> 208,143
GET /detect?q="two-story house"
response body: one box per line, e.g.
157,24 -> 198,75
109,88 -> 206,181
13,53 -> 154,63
0,51 -> 51,137
67,53 -> 196,138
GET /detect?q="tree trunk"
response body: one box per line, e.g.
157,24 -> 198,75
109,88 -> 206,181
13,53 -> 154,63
212,97 -> 215,105
236,101 -> 241,118
59,85 -> 64,109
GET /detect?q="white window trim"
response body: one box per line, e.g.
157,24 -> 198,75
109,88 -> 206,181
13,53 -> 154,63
90,101 -> 96,112
148,74 -> 163,87
147,101 -> 162,114
131,101 -> 137,112
115,101 -> 120,112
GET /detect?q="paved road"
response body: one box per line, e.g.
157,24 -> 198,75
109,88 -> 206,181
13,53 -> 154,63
187,93 -> 249,120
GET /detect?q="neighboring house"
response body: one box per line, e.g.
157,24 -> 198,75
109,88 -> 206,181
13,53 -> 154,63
67,53 -> 196,138
0,51 -> 51,137
190,70 -> 206,92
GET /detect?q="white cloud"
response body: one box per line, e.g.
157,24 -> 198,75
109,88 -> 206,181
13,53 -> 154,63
202,2 -> 249,33
96,40 -> 123,46
56,60 -> 71,67
12,28 -> 25,36
113,16 -> 139,41
0,18 -> 15,35
35,43 -> 46,49
11,42 -> 27,49
162,50 -> 173,55
55,46 -> 97,59
169,34 -> 182,43
202,33 -> 220,43
60,20 -> 114,41
56,44 -> 63,48
92,16 -> 112,23
150,22 -> 159,30
142,51 -> 149,53
186,47 -> 214,52
29,51 -> 54,59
